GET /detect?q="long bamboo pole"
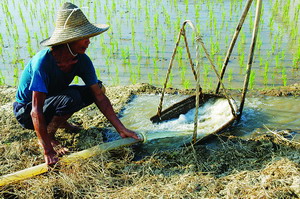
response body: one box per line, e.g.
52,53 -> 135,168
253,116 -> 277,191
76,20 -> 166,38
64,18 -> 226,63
156,27 -> 183,118
215,0 -> 254,94
237,0 -> 262,121
0,137 -> 142,187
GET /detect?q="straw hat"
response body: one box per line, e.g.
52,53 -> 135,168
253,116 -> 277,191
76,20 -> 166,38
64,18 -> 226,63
40,2 -> 109,46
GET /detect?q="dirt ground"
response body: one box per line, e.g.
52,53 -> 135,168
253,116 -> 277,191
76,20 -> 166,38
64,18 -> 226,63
0,83 -> 299,198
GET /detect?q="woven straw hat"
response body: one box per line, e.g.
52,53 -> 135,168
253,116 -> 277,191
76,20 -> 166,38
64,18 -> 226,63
40,2 -> 109,46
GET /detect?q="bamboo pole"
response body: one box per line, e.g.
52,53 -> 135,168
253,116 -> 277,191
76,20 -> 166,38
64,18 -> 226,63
237,0 -> 262,122
0,137 -> 142,187
215,0 -> 254,94
156,27 -> 183,118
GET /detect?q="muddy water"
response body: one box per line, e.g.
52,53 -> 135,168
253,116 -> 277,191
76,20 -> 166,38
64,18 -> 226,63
234,96 -> 300,140
104,94 -> 299,153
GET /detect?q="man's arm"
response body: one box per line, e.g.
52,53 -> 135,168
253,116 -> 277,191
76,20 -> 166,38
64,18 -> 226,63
89,84 -> 139,140
31,91 -> 58,165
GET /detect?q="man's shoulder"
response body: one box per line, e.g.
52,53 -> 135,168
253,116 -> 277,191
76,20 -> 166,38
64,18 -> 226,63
30,48 -> 52,69
78,53 -> 91,62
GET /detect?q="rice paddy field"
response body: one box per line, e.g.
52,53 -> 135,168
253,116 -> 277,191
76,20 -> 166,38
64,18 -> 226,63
0,0 -> 299,89
0,0 -> 300,198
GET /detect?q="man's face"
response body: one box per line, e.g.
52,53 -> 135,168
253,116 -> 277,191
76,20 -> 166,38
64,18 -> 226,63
69,38 -> 90,54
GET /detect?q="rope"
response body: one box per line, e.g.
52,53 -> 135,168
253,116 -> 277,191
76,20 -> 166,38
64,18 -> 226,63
195,35 -> 237,118
182,29 -> 197,81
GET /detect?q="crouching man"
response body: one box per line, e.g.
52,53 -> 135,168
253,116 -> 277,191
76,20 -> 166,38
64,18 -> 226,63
13,2 -> 139,165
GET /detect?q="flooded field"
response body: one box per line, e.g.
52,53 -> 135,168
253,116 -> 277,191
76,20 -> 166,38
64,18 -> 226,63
0,0 -> 299,89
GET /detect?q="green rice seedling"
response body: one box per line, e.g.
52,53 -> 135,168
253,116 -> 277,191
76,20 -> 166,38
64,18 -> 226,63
93,1 -> 97,21
239,52 -> 245,68
292,46 -> 300,69
281,67 -> 287,86
0,70 -> 5,86
121,47 -> 130,64
136,63 -> 141,78
96,68 -> 101,80
26,38 -> 35,57
13,66 -> 19,86
203,64 -> 209,79
154,37 -> 159,56
144,46 -> 150,59
195,4 -> 200,23
153,59 -> 159,78
208,78 -> 213,90
259,55 -> 264,67
164,70 -> 174,88
138,41 -> 143,53
256,37 -> 262,52
271,71 -> 276,86
282,0 -> 290,23
153,12 -> 159,29
130,70 -> 137,84
131,18 -> 135,38
275,54 -> 280,69
148,73 -> 153,85
114,66 -> 120,85
183,79 -> 191,89
175,12 -> 182,32
249,71 -> 255,89
290,25 -> 298,40
176,46 -> 183,61
184,0 -> 189,12
105,57 -> 111,73
19,60 -> 25,70
164,9 -> 171,29
0,34 -> 3,56
179,64 -> 187,83
112,0 -> 116,12
135,52 -> 142,65
137,0 -> 141,12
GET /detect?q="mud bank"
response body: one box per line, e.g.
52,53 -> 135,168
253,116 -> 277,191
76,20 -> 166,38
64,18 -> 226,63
0,83 -> 299,198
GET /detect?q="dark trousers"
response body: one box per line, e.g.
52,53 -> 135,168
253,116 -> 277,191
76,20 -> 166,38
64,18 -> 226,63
13,84 -> 98,130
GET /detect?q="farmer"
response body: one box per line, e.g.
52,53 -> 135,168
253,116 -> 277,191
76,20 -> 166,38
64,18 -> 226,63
13,2 -> 139,165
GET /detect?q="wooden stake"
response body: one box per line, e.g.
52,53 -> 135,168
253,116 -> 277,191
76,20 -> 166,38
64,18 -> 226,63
215,0 -> 254,94
237,0 -> 262,122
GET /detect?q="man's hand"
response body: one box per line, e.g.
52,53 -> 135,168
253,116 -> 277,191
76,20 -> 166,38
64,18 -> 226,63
118,128 -> 141,140
44,150 -> 59,165
90,83 -> 142,141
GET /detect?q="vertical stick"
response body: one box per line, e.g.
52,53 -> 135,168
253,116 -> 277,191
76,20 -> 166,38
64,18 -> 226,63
193,35 -> 201,144
156,27 -> 183,117
237,0 -> 262,122
215,0 -> 254,94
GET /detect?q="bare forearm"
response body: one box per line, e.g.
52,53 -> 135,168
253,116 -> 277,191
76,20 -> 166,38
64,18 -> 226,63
90,84 -> 139,140
94,94 -> 125,132
31,110 -> 54,154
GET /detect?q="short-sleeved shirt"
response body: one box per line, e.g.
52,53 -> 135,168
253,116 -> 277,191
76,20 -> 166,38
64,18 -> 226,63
16,48 -> 98,104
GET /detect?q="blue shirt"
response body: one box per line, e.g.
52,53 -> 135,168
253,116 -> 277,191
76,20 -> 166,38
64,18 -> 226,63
16,48 -> 98,104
